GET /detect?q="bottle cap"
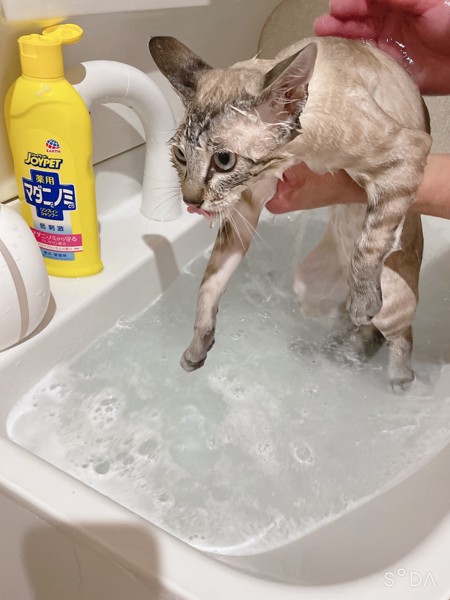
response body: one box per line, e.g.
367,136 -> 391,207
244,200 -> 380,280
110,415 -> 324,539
18,24 -> 83,79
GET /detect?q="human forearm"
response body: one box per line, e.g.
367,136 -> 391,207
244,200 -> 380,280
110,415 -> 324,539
410,153 -> 450,218
266,154 -> 450,220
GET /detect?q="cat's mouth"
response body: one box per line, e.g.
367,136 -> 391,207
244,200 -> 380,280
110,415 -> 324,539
186,205 -> 215,219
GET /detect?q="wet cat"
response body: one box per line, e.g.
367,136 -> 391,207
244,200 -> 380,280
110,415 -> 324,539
149,35 -> 431,391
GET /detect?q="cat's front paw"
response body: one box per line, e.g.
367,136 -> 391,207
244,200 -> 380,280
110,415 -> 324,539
180,338 -> 215,372
346,285 -> 383,326
391,370 -> 415,395
180,349 -> 207,372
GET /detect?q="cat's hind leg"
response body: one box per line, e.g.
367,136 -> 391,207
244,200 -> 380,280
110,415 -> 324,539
372,269 -> 418,393
346,121 -> 430,327
386,328 -> 415,393
372,213 -> 423,392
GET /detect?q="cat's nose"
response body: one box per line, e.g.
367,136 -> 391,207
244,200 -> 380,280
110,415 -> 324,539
183,197 -> 204,208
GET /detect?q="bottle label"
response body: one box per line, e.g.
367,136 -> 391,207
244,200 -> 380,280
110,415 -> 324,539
22,146 -> 82,261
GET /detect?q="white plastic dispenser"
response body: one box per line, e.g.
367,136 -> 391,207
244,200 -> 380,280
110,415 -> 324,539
0,204 -> 50,351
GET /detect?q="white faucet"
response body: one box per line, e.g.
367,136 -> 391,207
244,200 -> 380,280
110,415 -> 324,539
67,60 -> 181,221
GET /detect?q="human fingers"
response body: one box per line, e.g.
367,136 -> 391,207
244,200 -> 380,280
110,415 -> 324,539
314,13 -> 377,38
328,0 -> 370,18
377,0 -> 438,14
265,180 -> 300,214
265,165 -> 310,214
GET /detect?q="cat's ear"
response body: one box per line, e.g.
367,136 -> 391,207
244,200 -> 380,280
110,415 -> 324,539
149,36 -> 212,104
257,42 -> 318,123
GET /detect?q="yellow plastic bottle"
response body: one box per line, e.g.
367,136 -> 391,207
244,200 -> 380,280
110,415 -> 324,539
4,24 -> 103,277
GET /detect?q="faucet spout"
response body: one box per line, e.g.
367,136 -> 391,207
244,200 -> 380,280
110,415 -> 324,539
68,60 -> 181,221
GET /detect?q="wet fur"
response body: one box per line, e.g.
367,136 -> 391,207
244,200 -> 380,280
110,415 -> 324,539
149,35 -> 431,391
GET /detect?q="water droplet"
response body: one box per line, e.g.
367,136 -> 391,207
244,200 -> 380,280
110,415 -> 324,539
159,492 -> 169,503
293,442 -> 314,465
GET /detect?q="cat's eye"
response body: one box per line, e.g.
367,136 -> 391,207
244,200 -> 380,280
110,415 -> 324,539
172,145 -> 187,165
213,151 -> 237,172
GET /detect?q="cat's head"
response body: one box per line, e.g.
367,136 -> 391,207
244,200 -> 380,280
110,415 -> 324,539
149,36 -> 317,216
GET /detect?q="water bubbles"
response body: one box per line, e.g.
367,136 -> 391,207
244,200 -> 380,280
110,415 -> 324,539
292,441 -> 314,466
208,370 -> 228,393
258,310 -> 272,319
138,438 -> 158,456
230,330 -> 244,341
93,460 -> 110,475
117,451 -> 134,466
256,441 -> 272,455
232,386 -> 244,401
305,386 -> 318,395
116,317 -> 133,330
101,394 -> 119,410
87,389 -> 123,428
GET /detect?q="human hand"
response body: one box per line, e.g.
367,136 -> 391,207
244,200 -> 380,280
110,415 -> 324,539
315,0 -> 450,95
265,163 -> 365,214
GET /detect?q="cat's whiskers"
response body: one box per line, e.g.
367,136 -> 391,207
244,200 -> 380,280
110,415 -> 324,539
146,190 -> 183,220
231,205 -> 268,250
224,206 -> 247,252
229,105 -> 245,116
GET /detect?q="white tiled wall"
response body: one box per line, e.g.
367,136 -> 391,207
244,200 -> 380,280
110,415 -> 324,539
0,0 -> 281,203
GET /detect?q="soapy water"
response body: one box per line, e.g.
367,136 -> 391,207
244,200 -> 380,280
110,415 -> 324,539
7,211 -> 450,556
